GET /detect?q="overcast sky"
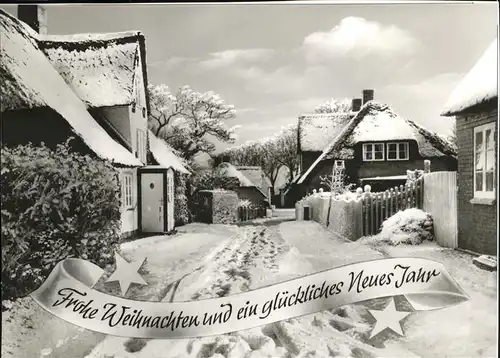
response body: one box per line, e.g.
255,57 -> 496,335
2,3 -> 497,152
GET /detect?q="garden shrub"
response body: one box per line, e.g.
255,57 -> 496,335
193,168 -> 239,192
362,208 -> 434,246
1,140 -> 122,301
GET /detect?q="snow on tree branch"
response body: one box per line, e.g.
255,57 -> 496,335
314,97 -> 352,114
218,123 -> 300,195
148,84 -> 238,163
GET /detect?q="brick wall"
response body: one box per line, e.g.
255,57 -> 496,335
456,108 -> 498,255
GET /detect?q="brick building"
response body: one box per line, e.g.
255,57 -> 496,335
441,38 -> 498,255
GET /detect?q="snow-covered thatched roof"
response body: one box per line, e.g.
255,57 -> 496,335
39,31 -> 149,110
236,166 -> 271,191
0,9 -> 142,167
217,163 -> 268,198
298,101 -> 457,184
298,113 -> 355,152
441,38 -> 498,116
148,130 -> 190,175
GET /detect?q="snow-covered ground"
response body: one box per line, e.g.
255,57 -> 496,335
86,221 -> 416,358
2,220 -> 496,358
371,242 -> 498,358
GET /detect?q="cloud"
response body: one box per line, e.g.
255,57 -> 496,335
382,72 -> 464,100
378,72 -> 465,136
303,17 -> 420,63
147,57 -> 196,72
196,48 -> 275,71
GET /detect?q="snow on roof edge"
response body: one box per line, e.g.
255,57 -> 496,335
441,38 -> 498,116
0,9 -> 143,167
148,130 -> 190,174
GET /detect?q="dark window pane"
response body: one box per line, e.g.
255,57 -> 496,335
486,129 -> 494,150
375,151 -> 383,160
475,172 -> 483,191
475,151 -> 484,170
486,171 -> 494,191
475,131 -> 483,152
486,150 -> 494,171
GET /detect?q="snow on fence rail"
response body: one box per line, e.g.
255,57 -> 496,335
361,178 -> 424,236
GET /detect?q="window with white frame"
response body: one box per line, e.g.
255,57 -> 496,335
362,143 -> 385,161
334,160 -> 345,168
387,142 -> 409,160
474,122 -> 496,199
136,129 -> 146,163
122,173 -> 133,209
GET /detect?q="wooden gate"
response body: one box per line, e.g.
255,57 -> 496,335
361,178 -> 424,236
422,171 -> 458,248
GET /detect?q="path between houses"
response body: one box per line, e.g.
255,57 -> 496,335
85,220 -> 416,358
3,220 -> 495,357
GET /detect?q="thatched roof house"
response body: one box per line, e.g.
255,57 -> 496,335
298,101 -> 457,184
39,31 -> 150,110
439,38 -> 497,256
217,162 -> 270,206
297,113 -> 355,153
0,9 -> 142,166
236,166 -> 272,195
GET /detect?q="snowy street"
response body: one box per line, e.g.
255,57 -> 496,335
85,219 -> 416,358
2,219 -> 497,358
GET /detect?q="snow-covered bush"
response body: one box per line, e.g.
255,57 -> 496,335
193,168 -> 239,192
1,140 -> 121,302
375,208 -> 434,245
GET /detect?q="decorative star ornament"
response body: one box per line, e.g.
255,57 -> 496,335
367,298 -> 411,339
104,252 -> 148,296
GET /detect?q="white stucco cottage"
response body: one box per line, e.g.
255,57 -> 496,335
0,6 -> 189,237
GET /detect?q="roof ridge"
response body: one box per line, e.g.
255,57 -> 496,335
297,101 -> 456,184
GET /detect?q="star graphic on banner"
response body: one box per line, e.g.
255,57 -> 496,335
367,298 -> 411,339
104,252 -> 148,296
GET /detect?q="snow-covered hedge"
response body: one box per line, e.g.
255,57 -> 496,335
365,208 -> 434,245
1,141 -> 121,302
192,190 -> 238,224
174,171 -> 190,226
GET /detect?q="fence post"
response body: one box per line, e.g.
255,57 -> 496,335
424,160 -> 431,173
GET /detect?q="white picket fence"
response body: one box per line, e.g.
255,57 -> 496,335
296,171 -> 458,248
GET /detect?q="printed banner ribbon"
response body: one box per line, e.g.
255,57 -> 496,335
31,257 -> 468,339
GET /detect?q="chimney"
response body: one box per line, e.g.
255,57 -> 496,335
351,98 -> 362,112
18,5 -> 47,34
362,89 -> 374,105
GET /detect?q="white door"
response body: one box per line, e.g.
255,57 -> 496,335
141,173 -> 164,232
166,169 -> 175,232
